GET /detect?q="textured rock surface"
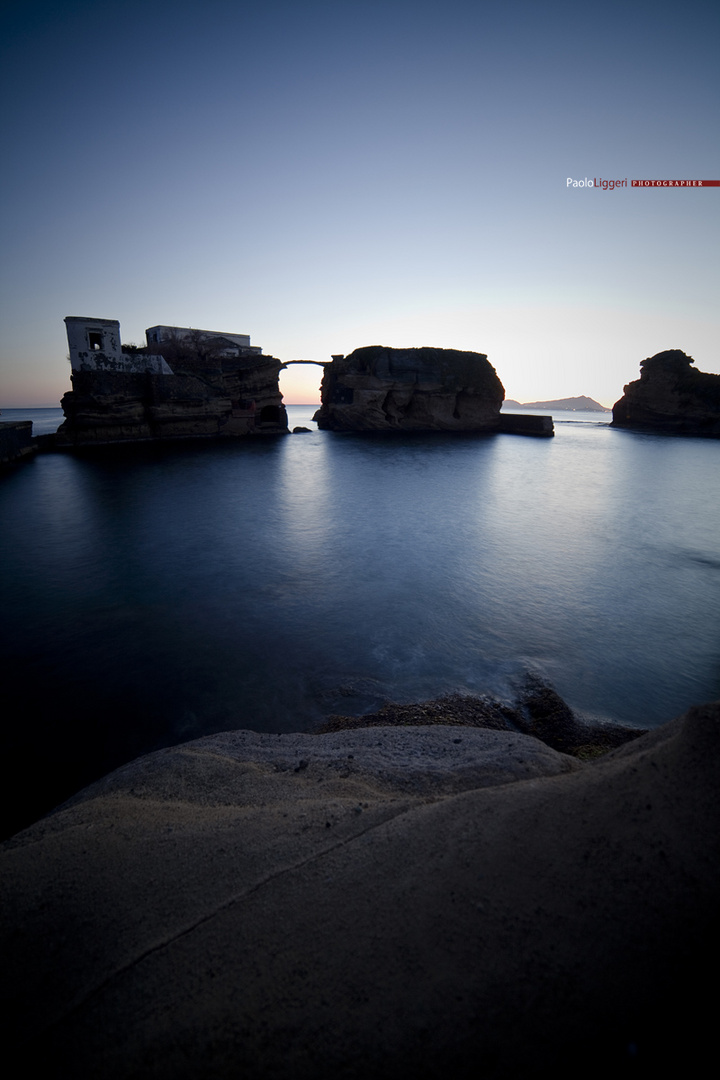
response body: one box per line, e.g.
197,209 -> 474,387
2,704 -> 718,1078
611,350 -> 720,436
56,354 -> 288,445
315,346 -> 504,431
316,684 -> 644,757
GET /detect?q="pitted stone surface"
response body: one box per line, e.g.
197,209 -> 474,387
62,726 -> 579,809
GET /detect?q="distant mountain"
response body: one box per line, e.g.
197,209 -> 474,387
503,395 -> 610,412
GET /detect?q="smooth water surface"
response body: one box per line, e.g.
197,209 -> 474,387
1,406 -> 718,835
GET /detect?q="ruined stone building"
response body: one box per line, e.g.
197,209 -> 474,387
57,316 -> 288,444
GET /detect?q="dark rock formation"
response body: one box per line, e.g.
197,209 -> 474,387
56,353 -> 289,445
317,680 -> 642,758
314,346 -> 504,432
611,350 -> 720,436
2,702 -> 719,1078
0,421 -> 36,466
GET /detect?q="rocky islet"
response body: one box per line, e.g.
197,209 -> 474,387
612,349 -> 720,436
314,345 -> 506,432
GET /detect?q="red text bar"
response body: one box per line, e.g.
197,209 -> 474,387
631,180 -> 720,187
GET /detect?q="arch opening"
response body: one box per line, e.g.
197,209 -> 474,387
279,362 -> 324,408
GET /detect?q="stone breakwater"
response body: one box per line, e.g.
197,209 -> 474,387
0,421 -> 36,465
2,699 -> 718,1078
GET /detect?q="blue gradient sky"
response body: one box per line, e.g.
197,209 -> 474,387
1,0 -> 718,406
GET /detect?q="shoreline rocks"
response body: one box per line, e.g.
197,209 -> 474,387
317,680 -> 644,758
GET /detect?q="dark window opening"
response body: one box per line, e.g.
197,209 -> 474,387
88,331 -> 103,351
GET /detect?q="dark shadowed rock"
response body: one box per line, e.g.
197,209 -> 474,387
314,346 -> 504,431
0,421 -> 37,466
316,683 -> 642,757
513,675 -> 643,755
57,356 -> 289,445
2,702 -> 718,1078
611,350 -> 720,436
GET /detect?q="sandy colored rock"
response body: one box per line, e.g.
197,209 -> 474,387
1,707 -> 718,1078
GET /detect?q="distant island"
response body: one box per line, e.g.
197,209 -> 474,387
503,395 -> 610,412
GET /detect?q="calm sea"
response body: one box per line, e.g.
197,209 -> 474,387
1,404 -> 719,837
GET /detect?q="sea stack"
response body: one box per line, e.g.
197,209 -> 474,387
314,346 -> 505,432
611,350 -> 720,437
56,318 -> 289,445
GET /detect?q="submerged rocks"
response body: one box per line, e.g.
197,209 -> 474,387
314,346 -> 505,432
611,350 -> 720,436
317,680 -> 643,758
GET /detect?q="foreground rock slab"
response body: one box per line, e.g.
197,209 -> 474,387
2,708 -> 718,1078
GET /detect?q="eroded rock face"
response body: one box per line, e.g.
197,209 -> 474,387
56,354 -> 288,445
611,350 -> 720,436
314,346 -> 504,431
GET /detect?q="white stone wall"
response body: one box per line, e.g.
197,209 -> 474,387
65,317 -> 123,371
64,316 -> 173,374
119,354 -> 174,375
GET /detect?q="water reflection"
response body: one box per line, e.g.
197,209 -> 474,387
276,429 -> 336,597
0,416 -> 718,839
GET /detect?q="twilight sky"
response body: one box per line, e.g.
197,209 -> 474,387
1,0 -> 718,407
